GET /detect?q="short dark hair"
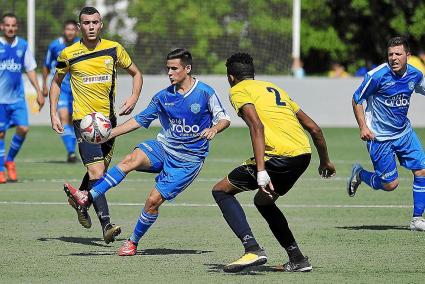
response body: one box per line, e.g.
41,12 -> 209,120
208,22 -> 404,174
64,19 -> 78,28
2,13 -> 17,23
387,36 -> 410,53
226,53 -> 255,80
167,48 -> 192,67
79,7 -> 100,22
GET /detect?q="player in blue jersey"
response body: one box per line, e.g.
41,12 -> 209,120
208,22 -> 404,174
348,37 -> 425,231
42,20 -> 79,163
0,13 -> 45,183
63,48 -> 231,255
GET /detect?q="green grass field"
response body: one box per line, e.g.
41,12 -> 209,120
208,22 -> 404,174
0,126 -> 424,283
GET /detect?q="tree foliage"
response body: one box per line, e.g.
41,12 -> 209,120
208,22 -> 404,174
3,0 -> 425,75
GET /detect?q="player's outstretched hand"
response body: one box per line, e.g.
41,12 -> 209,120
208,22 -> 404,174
318,161 -> 336,179
51,115 -> 64,134
200,128 -> 218,140
119,95 -> 138,116
360,126 -> 375,141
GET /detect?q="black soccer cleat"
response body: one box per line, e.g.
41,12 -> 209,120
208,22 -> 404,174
67,152 -> 78,163
103,223 -> 121,244
281,256 -> 312,272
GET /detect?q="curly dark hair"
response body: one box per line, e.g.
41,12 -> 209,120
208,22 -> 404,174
226,53 -> 255,80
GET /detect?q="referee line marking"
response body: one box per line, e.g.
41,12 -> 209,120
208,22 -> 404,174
0,201 -> 411,208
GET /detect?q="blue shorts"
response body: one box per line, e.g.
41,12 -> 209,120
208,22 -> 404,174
0,100 -> 29,131
57,89 -> 73,112
137,140 -> 204,201
367,130 -> 425,183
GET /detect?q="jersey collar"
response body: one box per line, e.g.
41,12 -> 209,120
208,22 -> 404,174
0,36 -> 18,47
174,78 -> 199,98
387,62 -> 408,78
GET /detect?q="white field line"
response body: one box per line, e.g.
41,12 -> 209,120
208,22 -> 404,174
0,201 -> 411,208
14,176 -> 413,183
17,158 -> 369,164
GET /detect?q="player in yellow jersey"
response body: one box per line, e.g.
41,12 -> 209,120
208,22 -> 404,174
212,53 -> 336,273
49,7 -> 143,244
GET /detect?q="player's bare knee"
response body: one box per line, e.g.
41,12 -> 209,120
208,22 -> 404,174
212,178 -> 232,193
413,169 -> 425,177
16,126 -> 29,137
0,132 -> 5,139
383,179 -> 399,191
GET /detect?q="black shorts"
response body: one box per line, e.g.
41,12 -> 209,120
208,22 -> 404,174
73,116 -> 117,166
227,154 -> 311,196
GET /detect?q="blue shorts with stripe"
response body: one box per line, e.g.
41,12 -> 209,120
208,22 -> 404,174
137,139 -> 204,201
0,100 -> 29,131
367,129 -> 425,183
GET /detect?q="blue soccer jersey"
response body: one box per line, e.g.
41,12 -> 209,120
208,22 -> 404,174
134,79 -> 230,162
0,36 -> 37,104
353,63 -> 425,141
44,36 -> 79,93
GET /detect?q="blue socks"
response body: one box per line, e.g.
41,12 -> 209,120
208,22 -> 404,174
413,175 -> 425,217
6,134 -> 25,162
89,166 -> 126,201
130,209 -> 158,244
212,190 -> 260,252
359,169 -> 385,190
0,139 -> 4,171
61,124 -> 76,154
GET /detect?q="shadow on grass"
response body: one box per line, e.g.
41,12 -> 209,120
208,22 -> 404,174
336,225 -> 408,231
63,248 -> 213,257
205,263 -> 280,275
37,236 -> 123,247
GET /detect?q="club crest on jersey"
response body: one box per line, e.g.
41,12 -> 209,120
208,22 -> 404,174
190,103 -> 201,114
16,49 -> 23,57
408,81 -> 415,90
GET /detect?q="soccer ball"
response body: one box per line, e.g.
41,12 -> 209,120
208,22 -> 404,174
80,112 -> 112,144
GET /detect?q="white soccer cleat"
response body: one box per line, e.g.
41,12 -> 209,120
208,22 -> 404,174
409,217 -> 425,231
347,163 -> 363,197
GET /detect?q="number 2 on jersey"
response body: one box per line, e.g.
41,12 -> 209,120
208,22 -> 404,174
267,87 -> 286,106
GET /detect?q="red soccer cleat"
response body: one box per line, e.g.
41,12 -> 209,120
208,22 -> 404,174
63,183 -> 90,208
118,240 -> 137,256
5,161 -> 17,182
0,172 -> 6,184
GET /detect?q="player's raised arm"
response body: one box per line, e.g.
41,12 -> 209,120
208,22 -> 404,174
296,109 -> 336,178
49,72 -> 65,133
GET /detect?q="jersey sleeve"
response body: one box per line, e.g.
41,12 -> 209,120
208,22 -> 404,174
24,48 -> 37,72
353,73 -> 379,104
414,76 -> 425,96
116,44 -> 132,69
134,98 -> 158,128
229,88 -> 253,114
55,50 -> 70,75
287,98 -> 300,113
208,93 -> 231,125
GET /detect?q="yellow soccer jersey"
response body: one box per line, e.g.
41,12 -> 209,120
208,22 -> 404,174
56,39 -> 132,120
230,79 -> 311,157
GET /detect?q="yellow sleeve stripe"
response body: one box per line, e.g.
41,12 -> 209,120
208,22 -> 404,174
69,47 -> 117,66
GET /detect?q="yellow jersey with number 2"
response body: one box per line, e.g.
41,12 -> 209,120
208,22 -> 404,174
229,79 -> 311,157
